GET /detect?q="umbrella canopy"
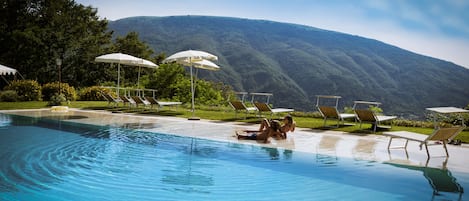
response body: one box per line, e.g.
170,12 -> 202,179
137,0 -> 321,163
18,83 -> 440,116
191,59 -> 220,71
163,50 -> 219,120
138,59 -> 158,68
95,53 -> 141,66
0,64 -> 18,75
95,53 -> 157,94
164,50 -> 218,64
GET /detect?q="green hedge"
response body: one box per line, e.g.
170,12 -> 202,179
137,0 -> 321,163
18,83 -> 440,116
78,86 -> 112,101
42,82 -> 77,101
4,80 -> 42,101
0,90 -> 19,102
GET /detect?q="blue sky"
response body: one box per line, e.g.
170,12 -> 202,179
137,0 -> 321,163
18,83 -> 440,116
77,0 -> 469,68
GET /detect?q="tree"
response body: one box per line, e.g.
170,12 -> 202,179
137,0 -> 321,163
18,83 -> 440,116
144,63 -> 229,105
110,31 -> 156,88
0,0 -> 112,87
145,63 -> 185,99
113,31 -> 154,59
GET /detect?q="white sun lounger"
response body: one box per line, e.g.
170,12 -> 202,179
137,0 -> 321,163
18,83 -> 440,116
254,102 -> 294,118
316,95 -> 355,127
353,101 -> 396,132
100,91 -> 123,107
144,96 -> 182,111
384,127 -> 464,158
229,100 -> 257,119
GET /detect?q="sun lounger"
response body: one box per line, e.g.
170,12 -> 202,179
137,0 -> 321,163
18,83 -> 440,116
254,102 -> 294,118
384,127 -> 464,158
353,101 -> 396,132
131,96 -> 151,109
119,95 -> 136,107
385,106 -> 468,159
144,96 -> 182,111
229,100 -> 257,119
318,106 -> 356,127
100,91 -> 123,107
316,95 -> 355,127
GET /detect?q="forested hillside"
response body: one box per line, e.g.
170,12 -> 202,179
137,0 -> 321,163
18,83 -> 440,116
109,16 -> 469,118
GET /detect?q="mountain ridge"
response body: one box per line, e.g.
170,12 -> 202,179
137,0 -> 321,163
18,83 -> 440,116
108,16 -> 469,118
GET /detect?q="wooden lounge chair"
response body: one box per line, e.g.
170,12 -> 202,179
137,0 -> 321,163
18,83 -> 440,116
353,101 -> 396,132
315,95 -> 355,127
318,106 -> 355,127
383,126 -> 464,158
144,96 -> 182,111
254,102 -> 294,118
119,95 -> 136,107
131,96 -> 151,109
354,109 -> 396,132
229,100 -> 257,119
100,91 -> 122,107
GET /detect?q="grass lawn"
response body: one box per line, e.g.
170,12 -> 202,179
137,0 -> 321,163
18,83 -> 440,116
1,101 -> 468,143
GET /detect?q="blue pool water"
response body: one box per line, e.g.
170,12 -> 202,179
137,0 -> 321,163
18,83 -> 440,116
0,113 -> 467,201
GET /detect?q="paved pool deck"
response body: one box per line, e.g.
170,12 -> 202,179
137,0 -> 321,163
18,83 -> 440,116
3,108 -> 469,174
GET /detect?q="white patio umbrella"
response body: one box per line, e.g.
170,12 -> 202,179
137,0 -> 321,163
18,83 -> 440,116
0,64 -> 24,84
0,64 -> 18,75
95,53 -> 155,95
192,59 -> 220,71
163,50 -> 219,120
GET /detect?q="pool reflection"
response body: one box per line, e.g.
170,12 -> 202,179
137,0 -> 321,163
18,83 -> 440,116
385,161 -> 464,201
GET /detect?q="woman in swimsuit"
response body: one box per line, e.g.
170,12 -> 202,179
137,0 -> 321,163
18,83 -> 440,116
236,120 -> 281,143
257,115 -> 296,139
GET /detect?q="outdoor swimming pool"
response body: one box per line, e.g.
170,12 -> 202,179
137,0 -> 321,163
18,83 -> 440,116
0,113 -> 467,201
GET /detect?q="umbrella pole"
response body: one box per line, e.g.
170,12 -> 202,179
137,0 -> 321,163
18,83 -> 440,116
117,63 -> 120,95
137,66 -> 141,96
189,65 -> 199,120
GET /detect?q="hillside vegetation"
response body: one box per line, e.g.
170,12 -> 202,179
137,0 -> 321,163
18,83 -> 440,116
109,16 -> 469,118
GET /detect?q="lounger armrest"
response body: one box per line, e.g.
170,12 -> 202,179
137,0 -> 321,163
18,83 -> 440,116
246,107 -> 257,111
271,108 -> 294,113
376,115 -> 397,122
158,101 -> 182,106
339,113 -> 355,119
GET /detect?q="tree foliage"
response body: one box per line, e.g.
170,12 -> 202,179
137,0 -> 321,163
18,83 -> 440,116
0,2 -> 242,106
0,0 -> 112,87
109,31 -> 156,88
113,31 -> 154,58
144,63 -> 227,105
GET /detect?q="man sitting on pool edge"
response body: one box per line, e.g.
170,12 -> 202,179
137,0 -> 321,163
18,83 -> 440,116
236,120 -> 282,143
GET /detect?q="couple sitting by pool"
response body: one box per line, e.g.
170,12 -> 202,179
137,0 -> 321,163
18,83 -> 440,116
236,115 -> 295,143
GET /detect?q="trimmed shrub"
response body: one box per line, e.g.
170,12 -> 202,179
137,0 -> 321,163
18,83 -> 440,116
4,80 -> 42,101
0,90 -> 19,102
78,86 -> 112,101
47,93 -> 66,106
42,82 -> 77,101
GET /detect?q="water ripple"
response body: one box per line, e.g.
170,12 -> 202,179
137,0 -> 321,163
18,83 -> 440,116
1,115 -> 455,201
